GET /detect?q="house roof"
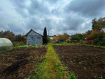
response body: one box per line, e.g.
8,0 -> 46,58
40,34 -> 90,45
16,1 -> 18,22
99,28 -> 105,32
102,28 -> 105,32
25,29 -> 43,36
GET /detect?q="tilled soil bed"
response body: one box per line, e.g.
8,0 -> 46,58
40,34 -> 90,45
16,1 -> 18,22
0,48 -> 47,79
53,45 -> 105,79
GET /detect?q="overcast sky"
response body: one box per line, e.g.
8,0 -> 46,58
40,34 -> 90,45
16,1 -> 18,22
0,0 -> 105,36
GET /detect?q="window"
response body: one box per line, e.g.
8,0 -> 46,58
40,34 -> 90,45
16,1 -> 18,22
37,37 -> 41,41
28,37 -> 35,41
31,37 -> 35,41
28,37 -> 31,41
31,37 -> 33,40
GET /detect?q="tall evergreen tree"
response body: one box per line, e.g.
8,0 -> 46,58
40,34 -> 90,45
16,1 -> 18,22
43,27 -> 48,44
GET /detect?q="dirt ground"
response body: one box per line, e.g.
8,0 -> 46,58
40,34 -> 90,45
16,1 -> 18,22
53,45 -> 105,79
0,48 -> 47,79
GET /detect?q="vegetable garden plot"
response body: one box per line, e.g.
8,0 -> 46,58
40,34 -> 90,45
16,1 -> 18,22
53,45 -> 105,79
0,48 -> 47,79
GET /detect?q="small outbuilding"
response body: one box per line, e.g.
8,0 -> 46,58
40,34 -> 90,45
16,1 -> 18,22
26,29 -> 43,45
0,38 -> 13,52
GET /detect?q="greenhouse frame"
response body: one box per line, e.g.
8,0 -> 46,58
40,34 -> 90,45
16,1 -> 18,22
0,38 -> 13,52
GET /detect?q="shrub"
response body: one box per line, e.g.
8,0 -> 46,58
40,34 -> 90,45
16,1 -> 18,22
66,39 -> 71,43
79,40 -> 84,45
98,38 -> 105,46
79,40 -> 87,45
13,42 -> 25,47
71,36 -> 79,43
86,31 -> 105,45
74,40 -> 77,43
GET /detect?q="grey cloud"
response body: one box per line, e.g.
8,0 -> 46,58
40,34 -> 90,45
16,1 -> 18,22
54,21 -> 65,31
27,0 -> 50,16
15,8 -> 28,18
41,18 -> 54,30
10,0 -> 26,9
0,12 -> 24,34
65,0 -> 105,17
7,23 -> 23,32
0,23 -> 6,30
10,0 -> 50,17
0,13 -> 12,27
9,0 -> 50,17
26,17 -> 43,30
1,0 -> 105,36
46,0 -> 58,4
25,17 -> 55,35
0,22 -> 23,34
51,9 -> 60,15
0,7 -> 3,12
62,15 -> 85,31
10,0 -> 28,18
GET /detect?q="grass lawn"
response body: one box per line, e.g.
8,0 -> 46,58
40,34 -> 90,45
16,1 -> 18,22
52,42 -> 105,48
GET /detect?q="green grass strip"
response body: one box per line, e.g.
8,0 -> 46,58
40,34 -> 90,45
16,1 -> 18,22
52,42 -> 74,45
83,44 -> 105,48
32,43 -> 69,79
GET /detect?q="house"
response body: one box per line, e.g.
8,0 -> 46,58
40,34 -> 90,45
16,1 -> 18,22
48,35 -> 55,39
99,28 -> 105,32
26,29 -> 43,45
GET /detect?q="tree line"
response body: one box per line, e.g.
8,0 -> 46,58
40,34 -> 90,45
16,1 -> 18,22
92,17 -> 105,31
0,17 -> 105,46
52,17 -> 105,46
0,30 -> 26,46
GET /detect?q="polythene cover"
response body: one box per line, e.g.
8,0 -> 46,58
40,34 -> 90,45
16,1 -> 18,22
0,38 -> 13,52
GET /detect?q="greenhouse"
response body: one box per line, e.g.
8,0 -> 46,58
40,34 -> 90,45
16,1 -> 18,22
0,38 -> 13,52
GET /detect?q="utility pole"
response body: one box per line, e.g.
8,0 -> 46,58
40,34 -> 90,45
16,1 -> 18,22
48,30 -> 49,36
